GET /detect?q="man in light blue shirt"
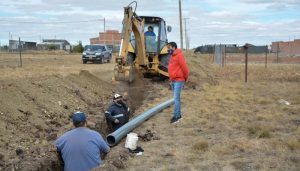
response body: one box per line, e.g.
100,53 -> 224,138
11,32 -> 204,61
55,112 -> 110,171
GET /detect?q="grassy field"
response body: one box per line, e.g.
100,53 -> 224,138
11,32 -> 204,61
100,52 -> 300,171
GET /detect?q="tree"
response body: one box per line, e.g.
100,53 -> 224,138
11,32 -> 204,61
73,41 -> 84,53
47,44 -> 57,50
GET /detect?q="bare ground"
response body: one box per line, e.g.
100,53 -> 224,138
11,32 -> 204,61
0,52 -> 299,171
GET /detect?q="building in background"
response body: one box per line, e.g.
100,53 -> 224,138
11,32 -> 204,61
9,40 -> 37,51
90,30 -> 121,52
271,39 -> 300,56
37,39 -> 71,51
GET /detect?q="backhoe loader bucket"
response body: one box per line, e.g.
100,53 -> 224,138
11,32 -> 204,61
114,65 -> 135,83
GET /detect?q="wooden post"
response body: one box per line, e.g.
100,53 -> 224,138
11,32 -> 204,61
276,42 -> 279,63
224,45 -> 226,67
265,45 -> 267,69
245,47 -> 248,83
243,43 -> 253,83
19,37 -> 22,67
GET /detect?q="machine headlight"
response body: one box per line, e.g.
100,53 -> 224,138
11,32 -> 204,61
82,52 -> 87,55
95,52 -> 101,55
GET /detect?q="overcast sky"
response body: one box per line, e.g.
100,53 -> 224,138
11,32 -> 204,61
0,0 -> 300,48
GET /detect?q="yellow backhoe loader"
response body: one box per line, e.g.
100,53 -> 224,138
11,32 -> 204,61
114,1 -> 172,82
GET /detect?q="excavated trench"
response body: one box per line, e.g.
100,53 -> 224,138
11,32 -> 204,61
0,69 -> 149,171
39,73 -> 147,171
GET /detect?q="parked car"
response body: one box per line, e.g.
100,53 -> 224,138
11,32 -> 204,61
82,44 -> 112,64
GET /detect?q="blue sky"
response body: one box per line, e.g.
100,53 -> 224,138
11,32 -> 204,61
0,0 -> 300,48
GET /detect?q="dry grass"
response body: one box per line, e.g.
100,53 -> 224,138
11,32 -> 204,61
1,52 -> 300,170
113,53 -> 300,171
287,138 -> 300,150
192,140 -> 209,152
0,53 -> 115,81
247,125 -> 271,138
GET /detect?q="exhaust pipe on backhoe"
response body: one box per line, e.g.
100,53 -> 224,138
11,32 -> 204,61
106,98 -> 174,146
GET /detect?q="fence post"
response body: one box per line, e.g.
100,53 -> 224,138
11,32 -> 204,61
265,45 -> 267,69
276,42 -> 279,63
243,43 -> 253,83
245,47 -> 248,83
224,45 -> 226,67
19,37 -> 22,67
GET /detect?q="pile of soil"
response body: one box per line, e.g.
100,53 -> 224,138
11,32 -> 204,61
0,70 -> 113,170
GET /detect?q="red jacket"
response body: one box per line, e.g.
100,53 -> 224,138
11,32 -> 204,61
168,48 -> 189,81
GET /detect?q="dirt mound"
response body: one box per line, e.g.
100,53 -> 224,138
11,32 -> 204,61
138,129 -> 160,141
0,70 -> 113,170
185,58 -> 219,91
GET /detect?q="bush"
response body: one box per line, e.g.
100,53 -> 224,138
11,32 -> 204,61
192,140 -> 209,152
248,125 -> 271,138
73,41 -> 84,53
47,44 -> 57,50
287,138 -> 300,150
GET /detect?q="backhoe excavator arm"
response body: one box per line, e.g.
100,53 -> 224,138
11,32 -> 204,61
114,4 -> 146,82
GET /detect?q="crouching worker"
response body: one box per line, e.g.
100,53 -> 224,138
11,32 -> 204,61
105,93 -> 131,132
54,111 -> 110,171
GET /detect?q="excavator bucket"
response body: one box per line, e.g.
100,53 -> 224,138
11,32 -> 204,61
114,65 -> 135,83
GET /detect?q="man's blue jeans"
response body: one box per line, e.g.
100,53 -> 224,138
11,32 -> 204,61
171,81 -> 185,118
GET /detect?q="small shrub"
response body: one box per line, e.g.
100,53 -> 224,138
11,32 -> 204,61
47,44 -> 57,50
248,125 -> 271,138
73,41 -> 84,53
248,126 -> 260,136
257,116 -> 264,121
192,140 -> 208,152
287,139 -> 300,150
258,129 -> 271,138
258,99 -> 271,105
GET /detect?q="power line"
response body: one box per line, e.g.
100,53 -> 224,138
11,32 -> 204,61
0,19 -> 104,24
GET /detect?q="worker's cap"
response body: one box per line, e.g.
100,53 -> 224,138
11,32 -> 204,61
148,26 -> 153,30
113,93 -> 123,100
71,111 -> 86,123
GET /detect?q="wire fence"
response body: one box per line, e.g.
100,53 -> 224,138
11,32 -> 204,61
196,44 -> 300,66
0,50 -> 80,68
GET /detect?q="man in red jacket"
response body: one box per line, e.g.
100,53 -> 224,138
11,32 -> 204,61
167,42 -> 189,124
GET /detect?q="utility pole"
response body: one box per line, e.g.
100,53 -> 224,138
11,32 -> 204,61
104,17 -> 106,32
184,18 -> 189,51
179,0 -> 183,49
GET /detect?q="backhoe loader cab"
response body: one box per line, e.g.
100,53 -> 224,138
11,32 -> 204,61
141,16 -> 168,53
114,3 -> 171,82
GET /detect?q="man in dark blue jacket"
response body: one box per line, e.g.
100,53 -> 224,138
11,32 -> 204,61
105,94 -> 130,132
